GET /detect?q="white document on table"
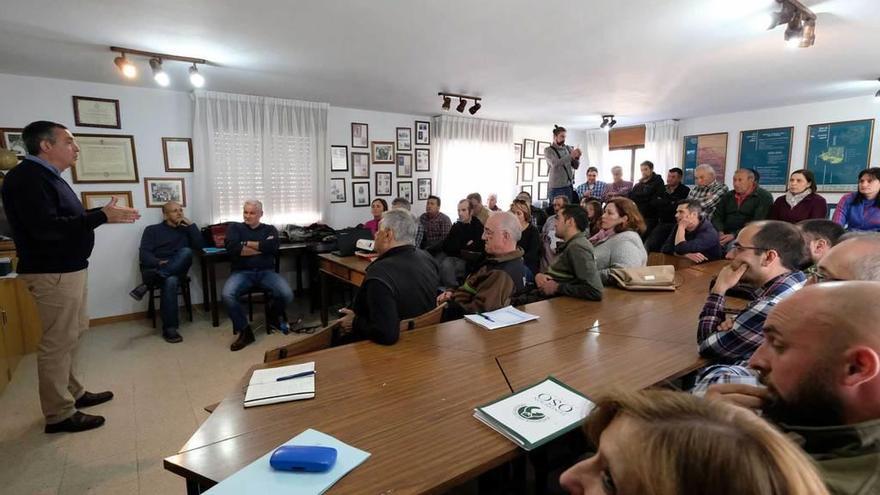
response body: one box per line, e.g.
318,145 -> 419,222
244,362 -> 315,408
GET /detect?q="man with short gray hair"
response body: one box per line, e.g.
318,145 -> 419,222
338,209 -> 440,345
810,233 -> 880,283
687,164 -> 728,219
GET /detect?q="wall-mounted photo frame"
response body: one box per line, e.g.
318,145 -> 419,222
415,148 -> 430,172
351,152 -> 370,178
352,181 -> 371,207
351,122 -> 369,148
80,190 -> 134,210
515,165 -> 520,185
805,118 -> 875,192
0,128 -> 25,160
162,137 -> 193,172
682,132 -> 728,186
330,145 -> 349,172
371,141 -> 394,164
144,177 -> 185,208
397,153 -> 413,178
522,139 -> 536,159
521,184 -> 533,196
536,141 -> 551,157
72,96 -> 121,129
396,127 -> 412,151
514,143 -> 522,164
522,161 -> 534,182
417,178 -> 432,200
537,181 -> 549,201
72,133 -> 139,183
329,177 -> 347,203
375,171 -> 392,196
415,121 -> 430,145
537,158 -> 549,177
398,181 -> 413,204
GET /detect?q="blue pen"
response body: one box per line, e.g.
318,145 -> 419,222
276,370 -> 317,382
478,312 -> 495,322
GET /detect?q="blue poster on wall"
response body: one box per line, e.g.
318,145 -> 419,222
805,119 -> 874,192
738,127 -> 793,192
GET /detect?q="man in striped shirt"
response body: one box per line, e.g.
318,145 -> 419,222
687,164 -> 728,219
574,166 -> 607,200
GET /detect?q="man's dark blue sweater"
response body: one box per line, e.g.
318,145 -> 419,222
224,222 -> 279,271
139,222 -> 203,268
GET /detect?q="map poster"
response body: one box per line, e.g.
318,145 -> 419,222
682,133 -> 728,186
805,119 -> 874,192
738,127 -> 793,192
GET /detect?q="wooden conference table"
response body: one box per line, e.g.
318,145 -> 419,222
166,257 -> 727,494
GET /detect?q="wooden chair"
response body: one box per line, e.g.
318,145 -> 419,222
399,303 -> 446,332
263,320 -> 341,364
147,275 -> 193,328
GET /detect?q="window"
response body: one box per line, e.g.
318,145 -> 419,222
607,146 -> 647,182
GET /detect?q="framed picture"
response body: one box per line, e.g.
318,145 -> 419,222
351,152 -> 370,178
514,143 -> 522,163
352,181 -> 371,207
144,177 -> 186,208
72,133 -> 139,183
522,161 -> 534,182
162,137 -> 193,172
351,122 -> 369,148
415,121 -> 430,145
396,127 -> 412,151
737,127 -> 793,192
538,158 -> 549,177
375,171 -> 392,196
398,181 -> 413,203
515,165 -> 520,184
537,181 -> 549,201
72,96 -> 121,129
371,141 -> 395,164
417,178 -> 432,200
522,139 -> 536,159
536,141 -> 551,158
0,128 -> 25,159
682,132 -> 728,186
331,145 -> 349,172
805,119 -> 875,192
521,184 -> 533,196
329,178 -> 347,203
80,190 -> 134,209
397,153 -> 413,178
415,148 -> 430,172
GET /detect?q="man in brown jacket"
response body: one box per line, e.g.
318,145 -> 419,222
438,212 -> 527,320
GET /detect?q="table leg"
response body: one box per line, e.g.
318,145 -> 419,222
208,258 -> 219,327
320,271 -> 329,327
186,478 -> 203,495
200,256 -> 209,312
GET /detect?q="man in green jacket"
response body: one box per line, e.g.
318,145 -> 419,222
712,168 -> 773,249
535,205 -> 603,300
706,282 -> 880,495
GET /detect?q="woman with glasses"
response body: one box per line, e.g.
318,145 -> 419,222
769,169 -> 827,223
833,167 -> 880,232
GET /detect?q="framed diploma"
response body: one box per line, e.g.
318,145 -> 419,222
162,137 -> 193,172
72,134 -> 139,183
144,177 -> 186,208
72,96 -> 121,129
80,191 -> 134,209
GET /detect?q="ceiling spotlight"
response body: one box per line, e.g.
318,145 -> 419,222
784,14 -> 804,48
608,118 -> 617,128
441,95 -> 451,111
468,101 -> 481,115
799,19 -> 816,48
113,53 -> 137,78
600,114 -> 616,130
149,58 -> 170,87
767,0 -> 796,29
769,0 -> 816,48
189,64 -> 205,88
456,98 -> 467,113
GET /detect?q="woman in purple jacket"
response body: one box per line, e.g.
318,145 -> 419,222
769,169 -> 827,223
833,167 -> 880,232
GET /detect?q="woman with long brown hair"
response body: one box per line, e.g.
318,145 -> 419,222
591,197 -> 647,283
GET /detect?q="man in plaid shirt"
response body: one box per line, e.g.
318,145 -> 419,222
687,164 -> 728,219
696,221 -> 806,364
418,195 -> 452,250
574,166 -> 607,200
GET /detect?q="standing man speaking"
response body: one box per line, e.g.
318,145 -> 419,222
1,121 -> 140,433
545,125 -> 581,202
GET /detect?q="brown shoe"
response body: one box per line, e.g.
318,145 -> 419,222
45,411 -> 105,434
230,326 -> 255,351
74,390 -> 114,408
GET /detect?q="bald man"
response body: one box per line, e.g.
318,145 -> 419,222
132,201 -> 202,343
810,233 -> 880,283
707,282 -> 880,495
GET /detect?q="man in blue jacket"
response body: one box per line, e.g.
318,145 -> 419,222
221,200 -> 293,351
662,199 -> 722,263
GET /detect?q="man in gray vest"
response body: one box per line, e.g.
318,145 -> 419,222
545,125 -> 581,201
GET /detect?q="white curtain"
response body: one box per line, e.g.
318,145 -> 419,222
192,90 -> 328,226
582,129 -> 610,180
644,120 -> 680,175
433,115 -> 513,218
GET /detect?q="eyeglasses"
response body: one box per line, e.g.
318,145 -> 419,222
729,242 -> 767,254
805,265 -> 842,283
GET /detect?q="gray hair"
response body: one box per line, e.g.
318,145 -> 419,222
695,164 -> 716,178
844,234 -> 880,281
493,211 -> 522,242
611,166 -> 623,173
380,209 -> 417,244
391,197 -> 411,211
243,199 -> 263,212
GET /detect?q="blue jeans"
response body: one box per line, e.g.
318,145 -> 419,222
221,270 -> 294,332
142,248 -> 193,331
549,185 -> 574,202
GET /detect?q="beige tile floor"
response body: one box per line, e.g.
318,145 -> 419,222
0,307 -> 316,495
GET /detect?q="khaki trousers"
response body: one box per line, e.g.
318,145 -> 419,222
19,269 -> 89,424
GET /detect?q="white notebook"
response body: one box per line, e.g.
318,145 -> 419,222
244,362 -> 316,408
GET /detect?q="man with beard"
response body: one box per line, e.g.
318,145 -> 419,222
545,125 -> 581,201
706,282 -> 880,495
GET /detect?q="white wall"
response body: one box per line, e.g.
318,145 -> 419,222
678,95 -> 880,204
0,73 -> 195,319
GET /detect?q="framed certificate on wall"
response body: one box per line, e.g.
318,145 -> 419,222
72,134 -> 139,183
73,96 -> 121,129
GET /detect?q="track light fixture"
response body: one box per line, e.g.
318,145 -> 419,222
438,92 -> 482,115
110,46 -> 208,87
768,0 -> 816,48
600,115 -> 617,131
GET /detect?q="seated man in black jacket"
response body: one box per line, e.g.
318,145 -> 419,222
221,200 -> 293,351
629,160 -> 665,239
338,209 -> 440,345
130,201 -> 202,343
644,167 -> 691,251
434,199 -> 485,287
